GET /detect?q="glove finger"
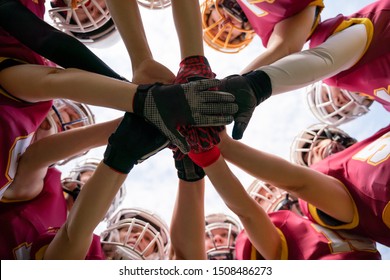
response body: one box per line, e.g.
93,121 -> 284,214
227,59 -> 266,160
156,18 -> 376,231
232,121 -> 248,140
191,78 -> 221,90
193,115 -> 234,127
198,90 -> 236,103
196,102 -> 238,115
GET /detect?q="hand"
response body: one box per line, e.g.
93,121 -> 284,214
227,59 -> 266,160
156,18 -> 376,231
174,55 -> 224,154
132,59 -> 175,84
103,113 -> 169,174
133,79 -> 238,153
219,71 -> 272,140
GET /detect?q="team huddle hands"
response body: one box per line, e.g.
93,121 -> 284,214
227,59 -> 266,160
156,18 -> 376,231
133,79 -> 238,153
1,0 -> 389,262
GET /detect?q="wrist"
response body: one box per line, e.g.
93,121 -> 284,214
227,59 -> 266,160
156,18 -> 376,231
242,70 -> 272,105
188,146 -> 221,168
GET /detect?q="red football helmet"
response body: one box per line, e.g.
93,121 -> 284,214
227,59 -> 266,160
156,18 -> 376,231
201,0 -> 255,53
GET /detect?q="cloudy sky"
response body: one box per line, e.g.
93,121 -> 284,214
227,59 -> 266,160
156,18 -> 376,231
45,0 -> 389,259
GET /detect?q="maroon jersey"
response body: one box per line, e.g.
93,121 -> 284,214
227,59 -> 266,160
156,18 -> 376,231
0,0 -> 53,66
0,168 -> 67,259
300,124 -> 390,247
0,93 -> 52,198
309,0 -> 390,110
235,210 -> 381,260
237,0 -> 324,47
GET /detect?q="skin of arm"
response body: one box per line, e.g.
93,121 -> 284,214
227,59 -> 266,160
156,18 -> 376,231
0,65 -> 136,112
241,5 -> 317,74
43,162 -> 127,259
204,156 -> 281,260
170,179 -> 207,260
171,0 -> 205,59
105,0 -> 175,84
217,130 -> 355,224
3,118 -> 122,201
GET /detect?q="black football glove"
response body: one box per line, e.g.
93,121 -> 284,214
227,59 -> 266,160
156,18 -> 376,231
103,113 -> 169,174
219,70 -> 272,140
133,79 -> 237,153
175,154 -> 205,182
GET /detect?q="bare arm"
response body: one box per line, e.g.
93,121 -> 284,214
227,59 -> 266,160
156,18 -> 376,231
4,118 -> 122,201
43,162 -> 127,259
204,156 -> 281,260
218,130 -> 355,223
106,0 -> 175,84
0,65 -> 137,111
171,0 -> 204,59
170,179 -> 206,260
241,5 -> 317,74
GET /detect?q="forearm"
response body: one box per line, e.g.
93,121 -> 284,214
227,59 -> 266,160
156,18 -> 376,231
0,65 -> 136,111
44,163 -> 127,259
170,179 -> 206,260
218,135 -> 305,190
171,0 -> 204,58
204,156 -> 281,260
259,24 -> 367,95
218,133 -> 354,223
106,0 -> 153,71
241,6 -> 315,74
23,118 -> 122,168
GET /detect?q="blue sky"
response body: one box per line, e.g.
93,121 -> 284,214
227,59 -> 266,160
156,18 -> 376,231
45,0 -> 389,259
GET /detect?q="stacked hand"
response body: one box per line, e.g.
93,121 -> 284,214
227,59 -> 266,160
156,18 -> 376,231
133,78 -> 237,153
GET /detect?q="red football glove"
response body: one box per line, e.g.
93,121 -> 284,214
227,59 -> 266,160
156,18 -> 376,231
172,56 -> 225,159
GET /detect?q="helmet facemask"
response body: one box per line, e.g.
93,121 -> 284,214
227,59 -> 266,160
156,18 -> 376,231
101,208 -> 170,260
137,0 -> 171,9
61,158 -> 126,219
49,0 -> 116,43
247,180 -> 299,213
201,0 -> 255,53
205,213 -> 242,260
290,124 -> 357,166
307,81 -> 373,125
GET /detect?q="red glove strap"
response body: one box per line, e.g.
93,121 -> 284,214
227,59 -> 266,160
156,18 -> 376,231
188,146 -> 221,168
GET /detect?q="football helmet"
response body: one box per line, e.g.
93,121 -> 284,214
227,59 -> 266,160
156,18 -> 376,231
306,81 -> 373,125
137,0 -> 171,9
246,179 -> 299,214
61,158 -> 126,219
100,208 -> 170,260
290,123 -> 357,167
201,0 -> 255,53
46,99 -> 95,165
48,0 -> 117,44
205,213 -> 242,260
